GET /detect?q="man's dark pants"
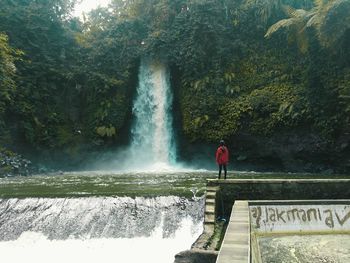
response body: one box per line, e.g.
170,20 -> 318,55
218,164 -> 227,179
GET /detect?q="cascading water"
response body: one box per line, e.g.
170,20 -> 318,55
130,59 -> 176,169
0,60 -> 205,263
0,196 -> 204,263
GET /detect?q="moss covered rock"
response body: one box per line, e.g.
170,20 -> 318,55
0,147 -> 34,177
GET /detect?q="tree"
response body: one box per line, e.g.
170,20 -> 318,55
265,0 -> 350,51
0,33 -> 22,132
0,0 -> 79,148
242,0 -> 313,24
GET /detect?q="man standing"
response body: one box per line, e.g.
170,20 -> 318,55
216,140 -> 229,179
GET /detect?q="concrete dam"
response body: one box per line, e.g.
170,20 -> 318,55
175,178 -> 350,263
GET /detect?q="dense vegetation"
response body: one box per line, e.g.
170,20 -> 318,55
0,0 -> 349,173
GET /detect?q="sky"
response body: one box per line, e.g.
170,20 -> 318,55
73,0 -> 111,18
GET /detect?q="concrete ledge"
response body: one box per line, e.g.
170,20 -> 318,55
216,201 -> 250,263
248,199 -> 350,205
208,179 -> 350,183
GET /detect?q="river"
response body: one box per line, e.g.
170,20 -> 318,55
0,171 -> 214,263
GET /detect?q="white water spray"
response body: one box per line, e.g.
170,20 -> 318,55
130,59 -> 176,169
0,197 -> 204,263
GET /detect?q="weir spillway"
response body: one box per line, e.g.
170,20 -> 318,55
0,195 -> 204,263
0,196 -> 203,241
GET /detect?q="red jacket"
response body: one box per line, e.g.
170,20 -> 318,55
216,146 -> 229,165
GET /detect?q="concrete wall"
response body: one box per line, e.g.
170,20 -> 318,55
250,200 -> 350,233
249,200 -> 350,263
175,179 -> 350,263
209,179 -> 350,218
216,200 -> 350,263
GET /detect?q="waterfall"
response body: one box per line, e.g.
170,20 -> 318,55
130,59 -> 176,169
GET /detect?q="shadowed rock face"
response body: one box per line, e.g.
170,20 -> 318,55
231,130 -> 349,174
174,250 -> 218,263
259,235 -> 350,263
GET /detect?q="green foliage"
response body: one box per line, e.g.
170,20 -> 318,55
0,34 -> 22,103
0,0 -> 348,170
220,84 -> 306,136
338,70 -> 350,108
96,126 -> 116,137
265,0 -> 350,52
0,0 -> 80,149
0,0 -> 135,151
242,0 -> 313,24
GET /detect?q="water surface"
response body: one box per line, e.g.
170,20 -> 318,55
259,234 -> 350,263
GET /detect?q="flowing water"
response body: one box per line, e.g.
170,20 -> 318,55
2,172 -> 349,263
130,59 -> 176,169
0,195 -> 204,263
0,59 -> 199,263
0,171 -> 213,263
259,235 -> 350,263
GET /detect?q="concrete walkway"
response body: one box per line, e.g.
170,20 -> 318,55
216,201 -> 250,263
